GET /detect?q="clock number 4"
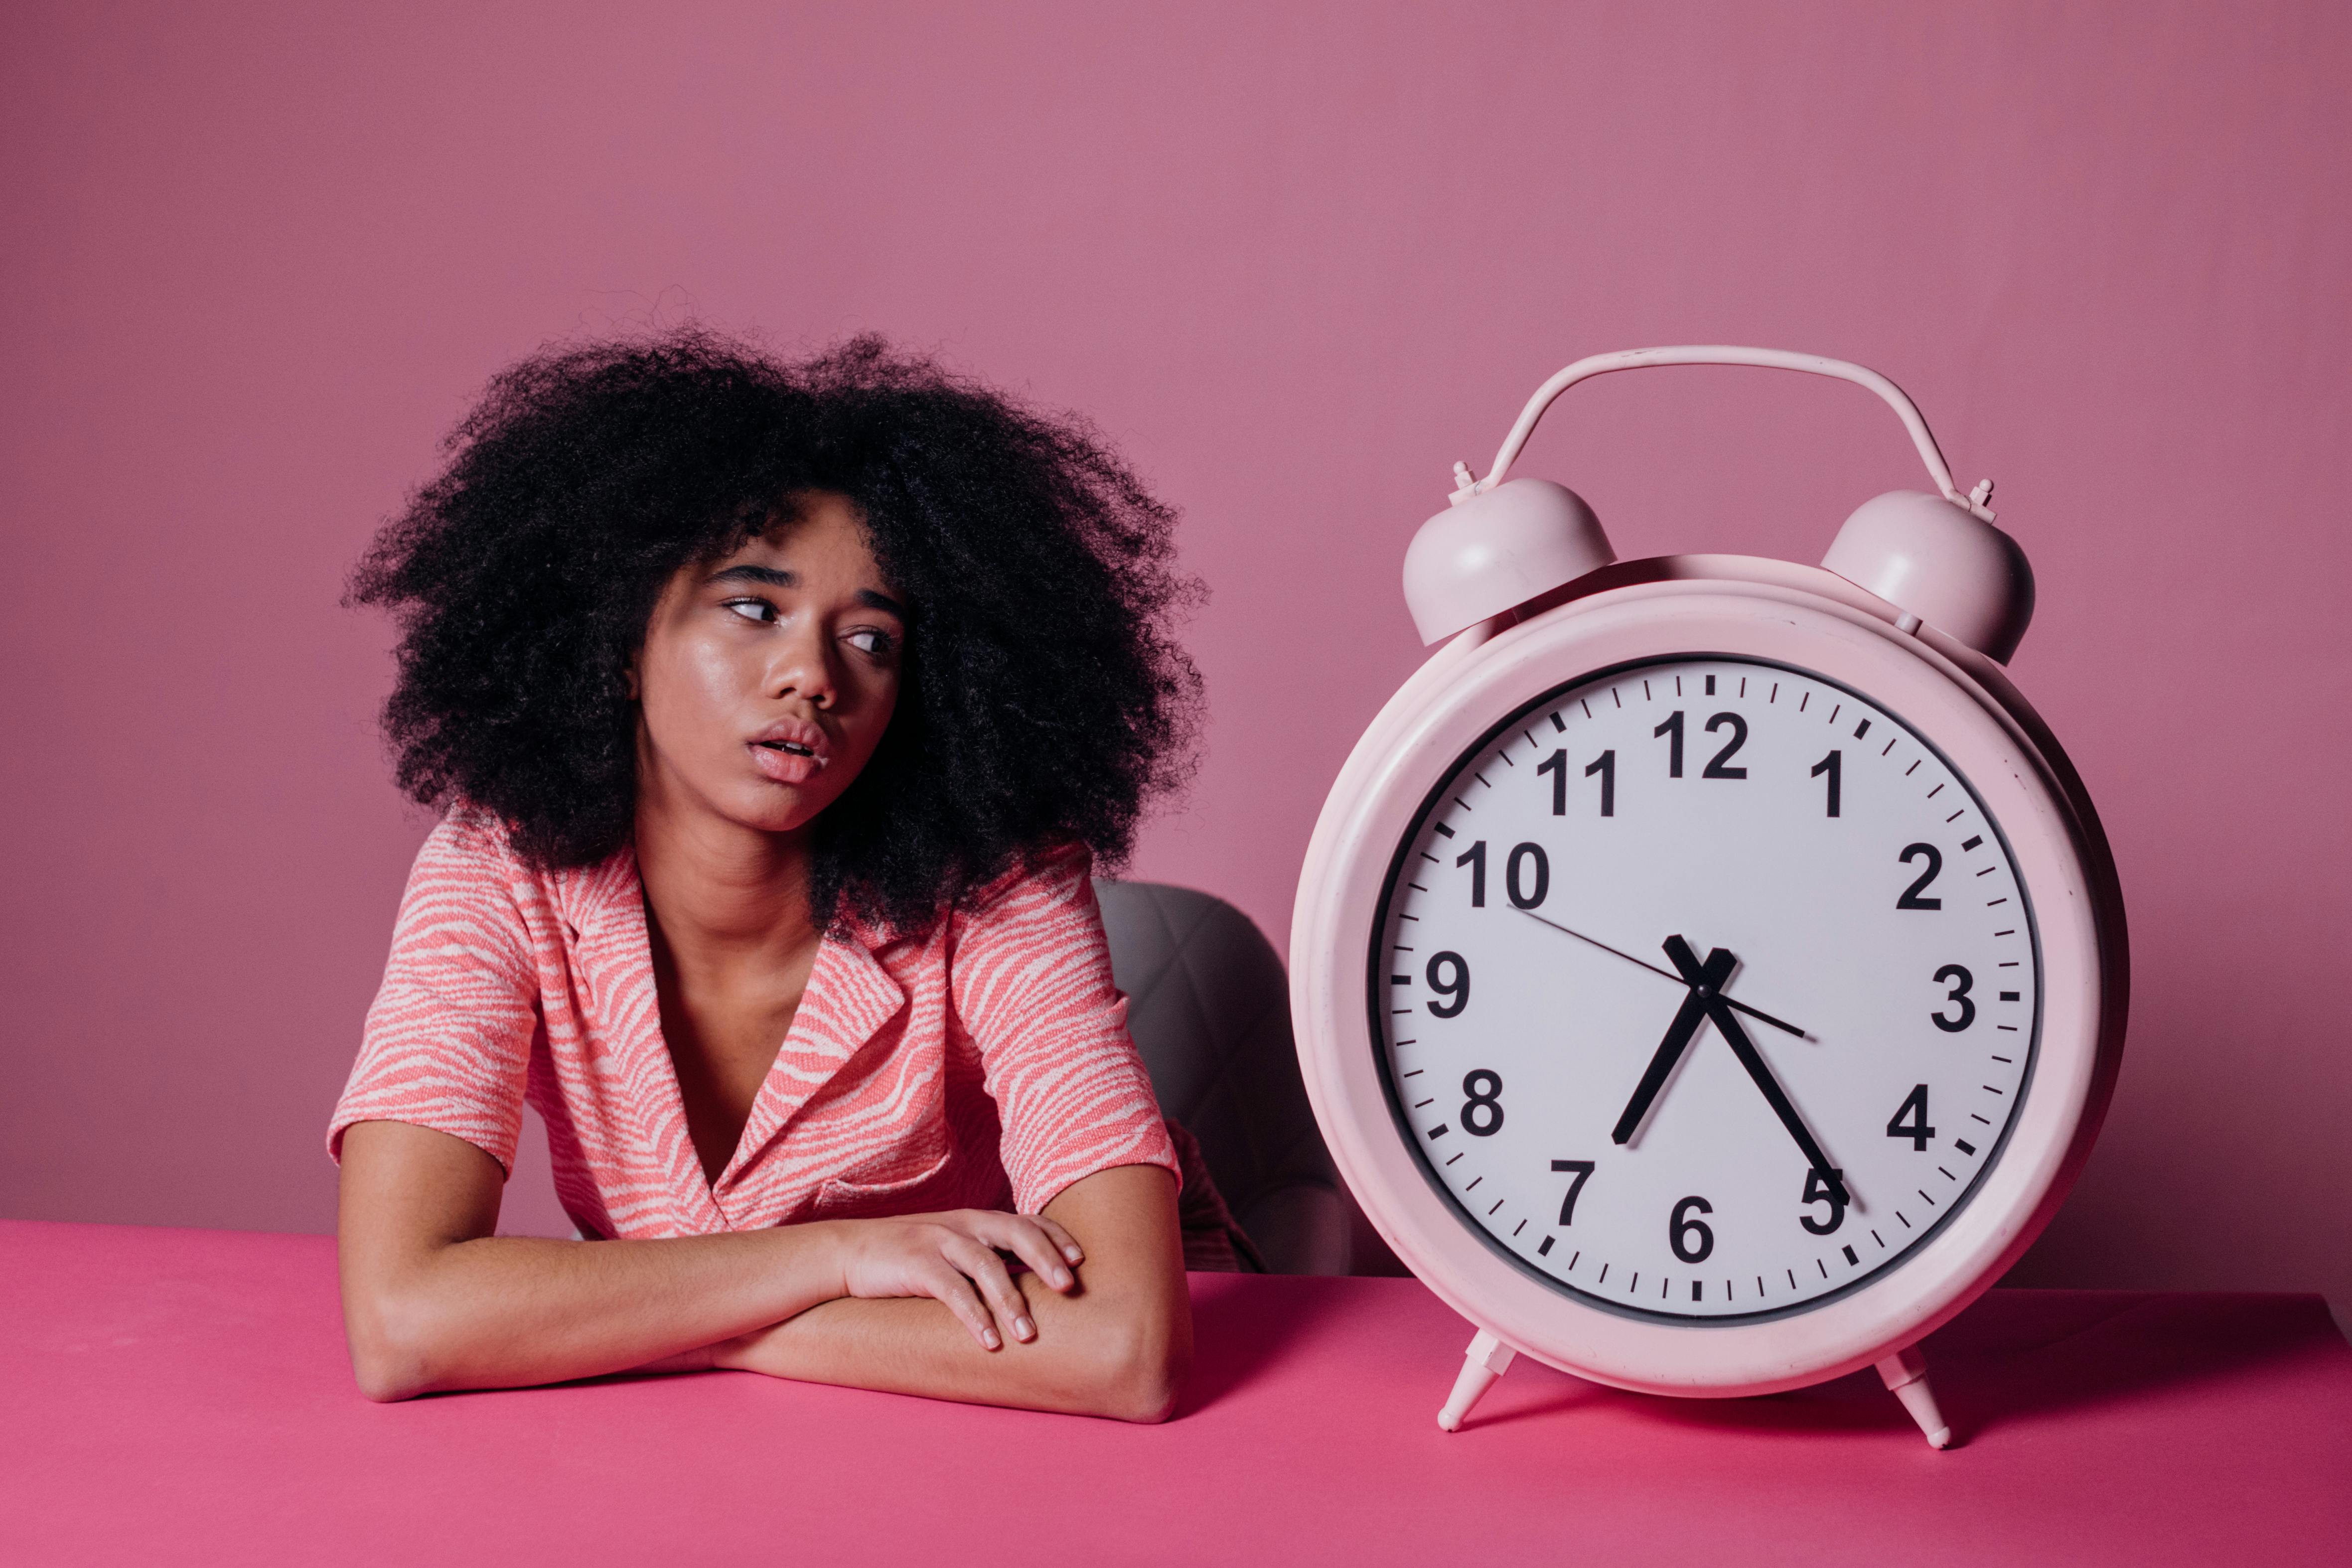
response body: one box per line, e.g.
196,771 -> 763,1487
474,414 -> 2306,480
1887,1084 -> 1936,1151
1654,711 -> 1748,779
1537,748 -> 1614,817
1550,1159 -> 1595,1225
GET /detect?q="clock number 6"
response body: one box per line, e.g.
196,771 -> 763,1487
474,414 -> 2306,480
1669,1196 -> 1715,1264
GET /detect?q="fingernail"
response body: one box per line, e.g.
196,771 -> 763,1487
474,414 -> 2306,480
983,1328 -> 1001,1349
1015,1316 -> 1035,1341
1063,1245 -> 1083,1262
1053,1269 -> 1072,1288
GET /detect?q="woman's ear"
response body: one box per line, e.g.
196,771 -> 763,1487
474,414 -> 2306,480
624,652 -> 641,702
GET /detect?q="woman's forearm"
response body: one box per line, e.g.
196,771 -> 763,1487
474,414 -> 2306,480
351,1228 -> 844,1400
337,1120 -> 843,1400
715,1164 -> 1191,1422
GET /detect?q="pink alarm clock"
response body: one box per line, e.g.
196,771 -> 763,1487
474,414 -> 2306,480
1289,347 -> 2127,1446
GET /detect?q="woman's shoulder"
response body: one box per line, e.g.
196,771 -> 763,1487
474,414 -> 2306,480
952,842 -> 1098,931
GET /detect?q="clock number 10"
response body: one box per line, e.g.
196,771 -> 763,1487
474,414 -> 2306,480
1453,840 -> 1549,909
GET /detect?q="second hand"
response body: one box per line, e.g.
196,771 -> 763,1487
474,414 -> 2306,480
1515,908 -> 1814,1040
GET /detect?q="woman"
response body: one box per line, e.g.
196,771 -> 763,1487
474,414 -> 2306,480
332,330 -> 1220,1420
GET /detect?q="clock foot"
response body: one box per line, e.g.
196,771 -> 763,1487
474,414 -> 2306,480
1437,1329 -> 1517,1431
1876,1345 -> 1953,1449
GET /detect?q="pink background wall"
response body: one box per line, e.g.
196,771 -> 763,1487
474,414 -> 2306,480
3,4 -> 2347,1317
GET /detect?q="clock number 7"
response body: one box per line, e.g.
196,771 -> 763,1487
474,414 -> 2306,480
1550,1159 -> 1595,1226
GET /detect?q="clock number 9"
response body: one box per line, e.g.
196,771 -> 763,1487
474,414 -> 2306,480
1669,1196 -> 1715,1264
1461,1070 -> 1504,1137
1426,951 -> 1470,1017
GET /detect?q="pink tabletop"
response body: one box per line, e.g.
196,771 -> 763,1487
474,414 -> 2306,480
2,1220 -> 2346,1566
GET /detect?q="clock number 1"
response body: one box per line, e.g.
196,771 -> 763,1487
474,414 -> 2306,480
1811,749 -> 1841,817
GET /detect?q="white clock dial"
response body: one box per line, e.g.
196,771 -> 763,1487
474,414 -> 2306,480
1374,655 -> 2041,1321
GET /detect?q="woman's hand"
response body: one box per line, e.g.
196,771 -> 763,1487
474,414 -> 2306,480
827,1210 -> 1087,1349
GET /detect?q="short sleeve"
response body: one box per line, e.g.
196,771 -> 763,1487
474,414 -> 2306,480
949,846 -> 1181,1215
326,815 -> 541,1173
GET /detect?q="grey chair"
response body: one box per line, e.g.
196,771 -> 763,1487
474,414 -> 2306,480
1093,879 -> 1356,1276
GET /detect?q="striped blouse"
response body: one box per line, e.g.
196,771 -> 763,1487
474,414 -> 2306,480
328,815 -> 1180,1238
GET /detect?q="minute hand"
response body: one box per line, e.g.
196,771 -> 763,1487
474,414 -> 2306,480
1661,935 -> 1843,1189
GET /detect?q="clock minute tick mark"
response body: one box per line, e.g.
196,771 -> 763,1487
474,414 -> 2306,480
1537,1235 -> 1554,1256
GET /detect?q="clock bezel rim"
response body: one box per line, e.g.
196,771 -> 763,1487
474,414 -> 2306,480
1364,649 -> 2043,1326
1291,572 -> 2115,1396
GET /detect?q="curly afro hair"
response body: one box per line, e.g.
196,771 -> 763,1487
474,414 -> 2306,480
349,328 -> 1202,935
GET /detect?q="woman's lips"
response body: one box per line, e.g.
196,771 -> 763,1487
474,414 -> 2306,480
748,721 -> 829,786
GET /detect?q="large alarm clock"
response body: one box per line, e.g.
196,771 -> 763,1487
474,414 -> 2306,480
1290,347 -> 2127,1447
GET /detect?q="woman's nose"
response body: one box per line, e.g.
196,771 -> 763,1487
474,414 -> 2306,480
766,624 -> 839,709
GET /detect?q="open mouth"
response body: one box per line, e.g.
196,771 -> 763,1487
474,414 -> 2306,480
758,740 -> 816,757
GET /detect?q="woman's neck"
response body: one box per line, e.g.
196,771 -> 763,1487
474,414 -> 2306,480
632,778 -> 822,973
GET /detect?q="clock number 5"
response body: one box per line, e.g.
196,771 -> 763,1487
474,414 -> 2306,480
1800,1167 -> 1849,1235
1426,952 -> 1470,1017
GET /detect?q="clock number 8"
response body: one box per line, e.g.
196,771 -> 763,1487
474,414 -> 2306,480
1461,1070 -> 1504,1137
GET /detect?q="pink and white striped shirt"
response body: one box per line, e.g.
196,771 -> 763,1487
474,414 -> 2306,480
329,815 -> 1179,1237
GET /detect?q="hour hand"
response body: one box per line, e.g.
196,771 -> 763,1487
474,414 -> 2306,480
1611,942 -> 1734,1145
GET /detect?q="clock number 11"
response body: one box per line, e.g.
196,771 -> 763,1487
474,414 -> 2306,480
1536,748 -> 1614,817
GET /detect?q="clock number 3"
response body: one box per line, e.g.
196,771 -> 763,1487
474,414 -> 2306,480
1931,964 -> 1975,1031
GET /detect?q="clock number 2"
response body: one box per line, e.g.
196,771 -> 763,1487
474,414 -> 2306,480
1550,1159 -> 1596,1225
1896,843 -> 1944,909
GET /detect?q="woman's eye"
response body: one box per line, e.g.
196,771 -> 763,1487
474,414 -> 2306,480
723,598 -> 778,624
845,628 -> 895,656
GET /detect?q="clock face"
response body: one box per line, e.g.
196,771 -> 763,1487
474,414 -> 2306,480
1371,655 -> 2041,1322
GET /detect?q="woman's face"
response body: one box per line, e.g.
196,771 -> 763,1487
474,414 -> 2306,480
631,491 -> 905,840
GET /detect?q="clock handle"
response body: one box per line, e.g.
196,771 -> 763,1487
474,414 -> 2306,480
1436,1328 -> 1517,1431
1455,346 -> 1996,523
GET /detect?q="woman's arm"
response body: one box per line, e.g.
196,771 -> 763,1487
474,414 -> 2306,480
335,1119 -> 1090,1405
712,1162 -> 1190,1423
